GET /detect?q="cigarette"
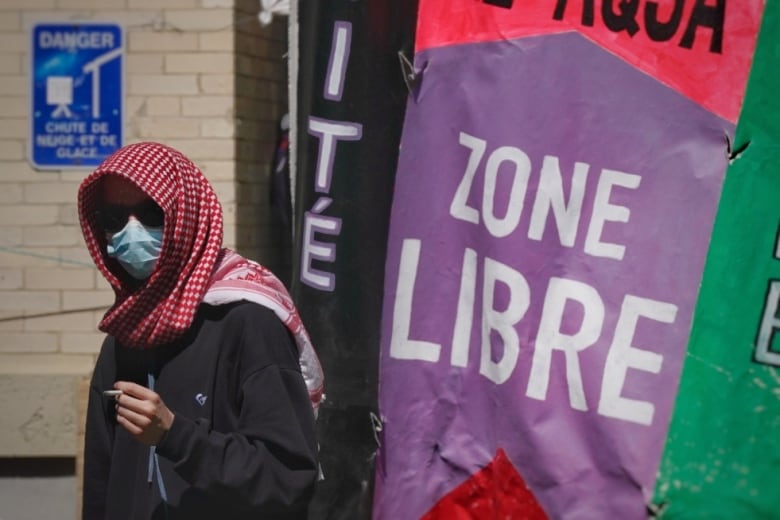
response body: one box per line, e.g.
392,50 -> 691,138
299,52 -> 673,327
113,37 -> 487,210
103,389 -> 123,398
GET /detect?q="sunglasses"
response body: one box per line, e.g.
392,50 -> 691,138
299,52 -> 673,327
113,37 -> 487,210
95,200 -> 165,233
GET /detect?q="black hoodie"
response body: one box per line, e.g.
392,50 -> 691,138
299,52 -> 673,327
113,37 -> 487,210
82,301 -> 319,520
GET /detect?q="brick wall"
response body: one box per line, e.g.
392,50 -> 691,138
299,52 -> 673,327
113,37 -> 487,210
0,0 -> 289,456
234,0 -> 291,281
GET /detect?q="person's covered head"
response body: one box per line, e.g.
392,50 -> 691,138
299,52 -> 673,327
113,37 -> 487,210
78,142 -> 224,348
96,175 -> 165,280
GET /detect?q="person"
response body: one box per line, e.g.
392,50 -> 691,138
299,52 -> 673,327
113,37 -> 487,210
77,141 -> 324,520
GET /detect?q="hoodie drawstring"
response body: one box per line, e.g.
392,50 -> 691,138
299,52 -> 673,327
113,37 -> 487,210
146,372 -> 169,517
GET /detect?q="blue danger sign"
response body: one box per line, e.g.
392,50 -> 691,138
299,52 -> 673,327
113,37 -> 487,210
30,23 -> 123,169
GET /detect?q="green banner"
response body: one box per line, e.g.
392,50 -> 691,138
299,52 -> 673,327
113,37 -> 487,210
653,5 -> 780,518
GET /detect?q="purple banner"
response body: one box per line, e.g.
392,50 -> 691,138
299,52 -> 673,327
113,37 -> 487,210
376,32 -> 732,519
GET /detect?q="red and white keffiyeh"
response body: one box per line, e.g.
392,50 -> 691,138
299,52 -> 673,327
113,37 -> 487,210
78,142 -> 324,412
204,249 -> 324,412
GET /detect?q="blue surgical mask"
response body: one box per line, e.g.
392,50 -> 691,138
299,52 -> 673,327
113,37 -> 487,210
106,219 -> 163,280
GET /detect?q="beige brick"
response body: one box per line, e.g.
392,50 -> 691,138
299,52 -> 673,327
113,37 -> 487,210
221,201 -> 236,225
0,139 -> 24,160
0,373 -> 81,456
0,205 -> 58,225
128,31 -> 198,52
0,268 -> 22,289
23,182 -> 80,204
25,268 -> 94,290
0,229 -> 23,248
0,53 -> 21,75
145,96 -> 181,116
164,138 -> 234,160
165,52 -> 233,74
56,0 -> 126,9
42,259 -> 93,272
23,310 -> 97,332
0,118 -> 26,139
200,118 -> 234,138
27,13 -> 112,33
198,31 -> 232,51
128,0 -> 198,7
0,353 -> 93,374
134,116 -> 200,138
58,204 -> 79,226
222,222 -> 236,248
0,332 -> 58,353
0,248 -> 66,268
165,9 -> 233,31
198,160 -> 236,181
0,12 -> 21,31
59,169 -> 89,181
210,180 -> 235,204
62,289 -> 113,311
91,308 -> 105,323
202,0 -> 232,7
126,96 -> 146,118
200,74 -> 233,94
19,56 -> 30,77
23,225 -> 84,246
0,290 -> 59,313
89,10 -> 163,29
20,10 -> 78,28
60,332 -> 104,354
0,183 -> 23,203
0,98 -> 28,118
58,247 -> 98,269
0,312 -> 23,330
130,74 -> 199,95
0,75 -> 26,96
181,95 -> 233,116
127,53 -> 165,74
0,161 -> 47,182
0,33 -> 26,53
0,0 -> 55,9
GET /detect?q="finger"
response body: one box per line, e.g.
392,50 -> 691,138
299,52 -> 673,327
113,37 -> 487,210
117,394 -> 154,415
116,414 -> 144,437
116,392 -> 160,417
114,381 -> 157,400
116,404 -> 153,429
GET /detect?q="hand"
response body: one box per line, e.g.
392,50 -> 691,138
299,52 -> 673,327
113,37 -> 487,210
113,381 -> 175,446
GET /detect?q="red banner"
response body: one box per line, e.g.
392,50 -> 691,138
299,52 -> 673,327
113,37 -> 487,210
415,0 -> 762,122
